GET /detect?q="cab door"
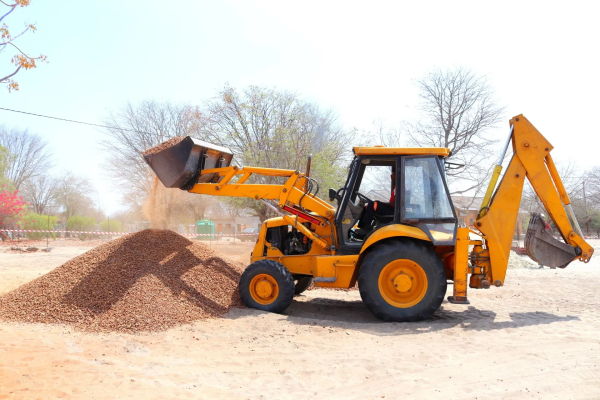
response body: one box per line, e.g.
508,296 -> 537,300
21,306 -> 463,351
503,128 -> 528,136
400,156 -> 457,245
334,155 -> 399,253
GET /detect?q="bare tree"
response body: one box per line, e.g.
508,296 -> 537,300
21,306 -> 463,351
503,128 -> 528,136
179,194 -> 218,222
101,100 -> 200,209
21,175 -> 56,214
0,126 -> 53,190
199,85 -> 352,221
408,67 -> 504,197
54,172 -> 96,221
372,119 -> 405,148
0,144 -> 10,187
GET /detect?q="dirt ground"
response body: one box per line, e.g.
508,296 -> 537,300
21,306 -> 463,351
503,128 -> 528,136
1,240 -> 599,399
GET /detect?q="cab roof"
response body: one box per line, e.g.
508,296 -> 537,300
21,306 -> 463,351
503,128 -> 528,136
353,146 -> 451,157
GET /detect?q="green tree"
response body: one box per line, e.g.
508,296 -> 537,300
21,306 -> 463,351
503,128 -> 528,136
67,215 -> 96,240
21,213 -> 57,239
99,219 -> 122,232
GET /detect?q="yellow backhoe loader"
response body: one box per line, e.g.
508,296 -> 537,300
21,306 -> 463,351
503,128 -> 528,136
143,115 -> 594,322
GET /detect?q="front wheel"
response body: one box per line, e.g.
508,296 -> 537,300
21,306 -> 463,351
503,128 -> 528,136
239,260 -> 295,313
293,275 -> 313,295
358,240 -> 447,322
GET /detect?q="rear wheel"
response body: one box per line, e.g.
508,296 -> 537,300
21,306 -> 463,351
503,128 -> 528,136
293,275 -> 313,295
239,260 -> 295,313
358,240 -> 447,322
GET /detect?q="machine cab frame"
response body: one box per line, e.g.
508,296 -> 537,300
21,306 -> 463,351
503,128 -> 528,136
334,154 -> 457,254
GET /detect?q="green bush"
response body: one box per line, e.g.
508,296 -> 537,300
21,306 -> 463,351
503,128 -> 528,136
21,213 -> 58,240
67,215 -> 97,240
99,219 -> 122,232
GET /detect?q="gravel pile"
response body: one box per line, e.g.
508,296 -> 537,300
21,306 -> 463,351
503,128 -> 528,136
142,136 -> 186,156
0,230 -> 245,333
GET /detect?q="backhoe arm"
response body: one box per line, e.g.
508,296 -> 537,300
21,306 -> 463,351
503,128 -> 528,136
473,115 -> 593,286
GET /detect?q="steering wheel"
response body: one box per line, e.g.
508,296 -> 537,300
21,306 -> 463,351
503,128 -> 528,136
356,192 -> 373,204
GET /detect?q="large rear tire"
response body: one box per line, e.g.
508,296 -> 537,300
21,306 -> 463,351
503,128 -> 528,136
239,260 -> 295,313
358,240 -> 447,322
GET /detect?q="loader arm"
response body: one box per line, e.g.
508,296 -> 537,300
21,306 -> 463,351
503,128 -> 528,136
142,134 -> 338,251
186,165 -> 337,250
458,115 -> 593,294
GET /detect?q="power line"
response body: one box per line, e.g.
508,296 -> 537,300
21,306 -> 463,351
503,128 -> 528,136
0,106 -> 141,133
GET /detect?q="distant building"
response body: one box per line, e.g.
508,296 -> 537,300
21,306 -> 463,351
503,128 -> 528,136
451,196 -> 528,237
211,216 -> 261,235
126,221 -> 150,233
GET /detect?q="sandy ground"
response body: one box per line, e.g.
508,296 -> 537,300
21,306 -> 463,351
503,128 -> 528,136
1,241 -> 599,399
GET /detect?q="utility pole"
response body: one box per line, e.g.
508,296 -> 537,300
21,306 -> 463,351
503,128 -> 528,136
583,181 -> 590,236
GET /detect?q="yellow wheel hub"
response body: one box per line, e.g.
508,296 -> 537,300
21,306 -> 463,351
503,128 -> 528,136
378,259 -> 428,308
249,274 -> 279,305
394,274 -> 412,292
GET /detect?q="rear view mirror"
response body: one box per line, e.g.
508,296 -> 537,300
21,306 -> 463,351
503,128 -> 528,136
329,188 -> 337,202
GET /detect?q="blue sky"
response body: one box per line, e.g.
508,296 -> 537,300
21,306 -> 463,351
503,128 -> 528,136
1,0 -> 599,214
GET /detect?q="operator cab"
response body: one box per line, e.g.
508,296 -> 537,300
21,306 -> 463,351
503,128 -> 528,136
331,148 -> 457,254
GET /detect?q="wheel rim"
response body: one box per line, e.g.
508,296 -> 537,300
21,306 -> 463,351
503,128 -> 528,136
378,259 -> 428,308
249,274 -> 279,305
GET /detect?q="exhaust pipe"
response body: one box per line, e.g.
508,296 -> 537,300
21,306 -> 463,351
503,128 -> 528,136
143,136 -> 234,190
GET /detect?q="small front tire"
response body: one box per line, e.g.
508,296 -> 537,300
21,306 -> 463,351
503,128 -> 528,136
239,260 -> 295,313
293,275 -> 313,295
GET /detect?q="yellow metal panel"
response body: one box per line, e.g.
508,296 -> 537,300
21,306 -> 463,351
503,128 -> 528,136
280,172 -> 300,205
360,224 -> 430,254
238,166 -> 296,177
429,229 -> 454,242
353,147 -> 450,157
476,154 -> 526,285
313,255 -> 358,289
277,255 -> 314,275
189,183 -> 282,200
545,153 -> 571,205
251,223 -> 268,263
452,227 -> 470,301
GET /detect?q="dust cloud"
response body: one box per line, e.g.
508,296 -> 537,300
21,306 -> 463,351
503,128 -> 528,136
142,177 -> 170,229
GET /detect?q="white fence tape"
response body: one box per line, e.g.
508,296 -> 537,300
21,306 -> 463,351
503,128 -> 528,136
0,229 -> 256,238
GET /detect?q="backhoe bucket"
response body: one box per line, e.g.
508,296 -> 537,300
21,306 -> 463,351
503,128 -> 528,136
524,213 -> 576,268
143,136 -> 234,190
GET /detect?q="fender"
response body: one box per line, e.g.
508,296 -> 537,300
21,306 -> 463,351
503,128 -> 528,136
360,224 -> 431,254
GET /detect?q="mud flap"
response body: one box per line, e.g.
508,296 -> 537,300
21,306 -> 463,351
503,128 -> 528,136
525,213 -> 577,268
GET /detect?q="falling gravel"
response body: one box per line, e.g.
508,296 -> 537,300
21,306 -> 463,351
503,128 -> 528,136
0,230 -> 245,333
142,136 -> 186,156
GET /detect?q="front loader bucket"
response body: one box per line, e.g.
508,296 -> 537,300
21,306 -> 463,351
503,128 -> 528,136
525,213 -> 576,268
143,136 -> 233,190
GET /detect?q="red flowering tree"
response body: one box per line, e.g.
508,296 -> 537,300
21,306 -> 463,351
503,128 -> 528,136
0,186 -> 27,231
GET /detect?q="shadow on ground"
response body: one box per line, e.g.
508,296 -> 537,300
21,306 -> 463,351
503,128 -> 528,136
226,294 -> 580,336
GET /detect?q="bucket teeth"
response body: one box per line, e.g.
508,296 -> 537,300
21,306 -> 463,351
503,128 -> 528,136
524,213 -> 576,268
